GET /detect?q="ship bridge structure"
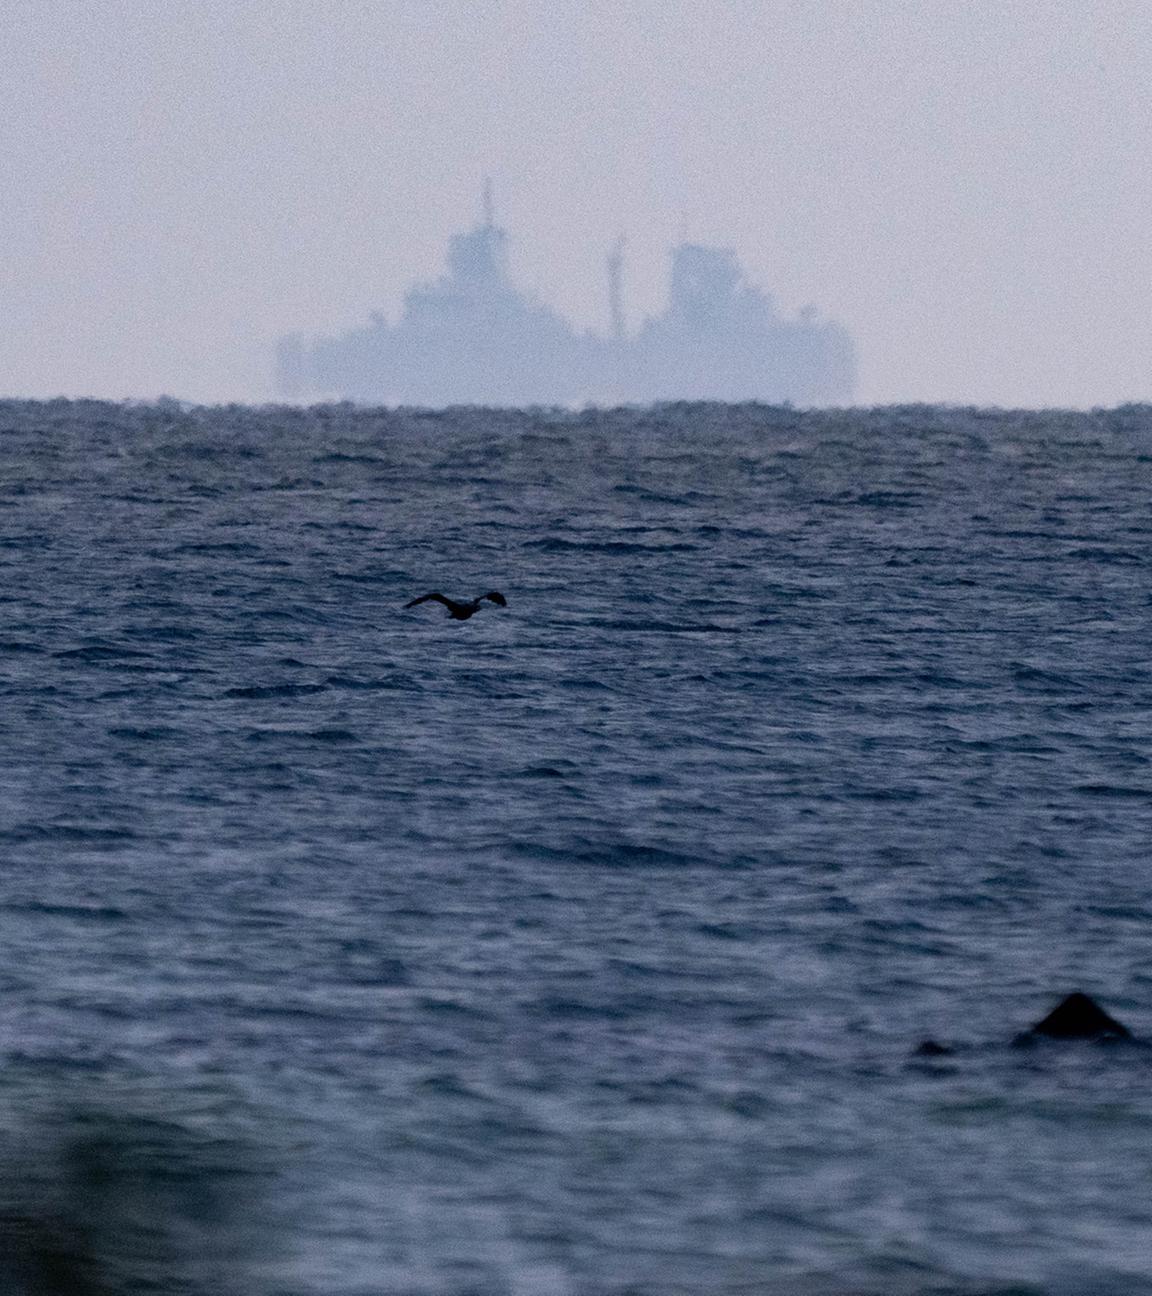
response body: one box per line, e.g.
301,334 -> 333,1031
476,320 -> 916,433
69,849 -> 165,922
277,197 -> 856,407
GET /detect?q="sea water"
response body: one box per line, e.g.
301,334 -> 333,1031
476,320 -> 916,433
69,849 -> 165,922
1,398 -> 1151,1294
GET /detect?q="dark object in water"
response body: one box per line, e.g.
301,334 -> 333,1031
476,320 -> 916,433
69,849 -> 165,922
0,1108 -> 271,1294
1016,991 -> 1133,1044
404,591 -> 507,620
913,1039 -> 954,1058
911,992 -> 1137,1059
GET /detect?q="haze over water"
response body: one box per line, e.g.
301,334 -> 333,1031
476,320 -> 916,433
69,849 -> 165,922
3,0 -> 1151,407
3,399 -> 1152,1292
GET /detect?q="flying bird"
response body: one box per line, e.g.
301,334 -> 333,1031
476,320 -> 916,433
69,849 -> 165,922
404,591 -> 508,620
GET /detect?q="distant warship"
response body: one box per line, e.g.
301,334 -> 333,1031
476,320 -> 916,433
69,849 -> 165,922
277,187 -> 856,407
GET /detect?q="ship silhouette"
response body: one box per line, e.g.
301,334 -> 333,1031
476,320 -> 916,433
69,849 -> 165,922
277,188 -> 856,407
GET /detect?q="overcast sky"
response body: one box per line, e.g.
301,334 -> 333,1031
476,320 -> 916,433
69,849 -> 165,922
2,0 -> 1149,406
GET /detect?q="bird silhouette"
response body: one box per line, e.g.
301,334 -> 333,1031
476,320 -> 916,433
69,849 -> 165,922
404,591 -> 507,620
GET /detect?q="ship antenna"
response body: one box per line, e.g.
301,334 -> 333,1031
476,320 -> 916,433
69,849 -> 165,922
482,178 -> 495,228
607,235 -> 626,340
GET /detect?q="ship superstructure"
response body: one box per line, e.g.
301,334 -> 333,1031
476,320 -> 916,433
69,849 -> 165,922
278,195 -> 855,406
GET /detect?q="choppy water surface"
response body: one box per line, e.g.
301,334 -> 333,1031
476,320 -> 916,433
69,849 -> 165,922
2,399 -> 1152,1293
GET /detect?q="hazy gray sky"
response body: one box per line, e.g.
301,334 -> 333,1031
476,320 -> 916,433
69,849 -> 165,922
2,0 -> 1149,405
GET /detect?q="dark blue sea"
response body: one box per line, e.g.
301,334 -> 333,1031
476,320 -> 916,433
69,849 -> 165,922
2,398 -> 1152,1294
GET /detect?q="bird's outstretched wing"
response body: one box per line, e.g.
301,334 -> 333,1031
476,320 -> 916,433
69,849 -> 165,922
405,592 -> 449,609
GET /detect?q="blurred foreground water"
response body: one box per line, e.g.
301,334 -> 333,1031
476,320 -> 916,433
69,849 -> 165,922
2,399 -> 1152,1293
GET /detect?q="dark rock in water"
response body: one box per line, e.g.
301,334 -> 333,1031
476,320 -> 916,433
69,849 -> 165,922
1016,992 -> 1133,1044
913,1039 -> 954,1058
913,993 -> 1137,1057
